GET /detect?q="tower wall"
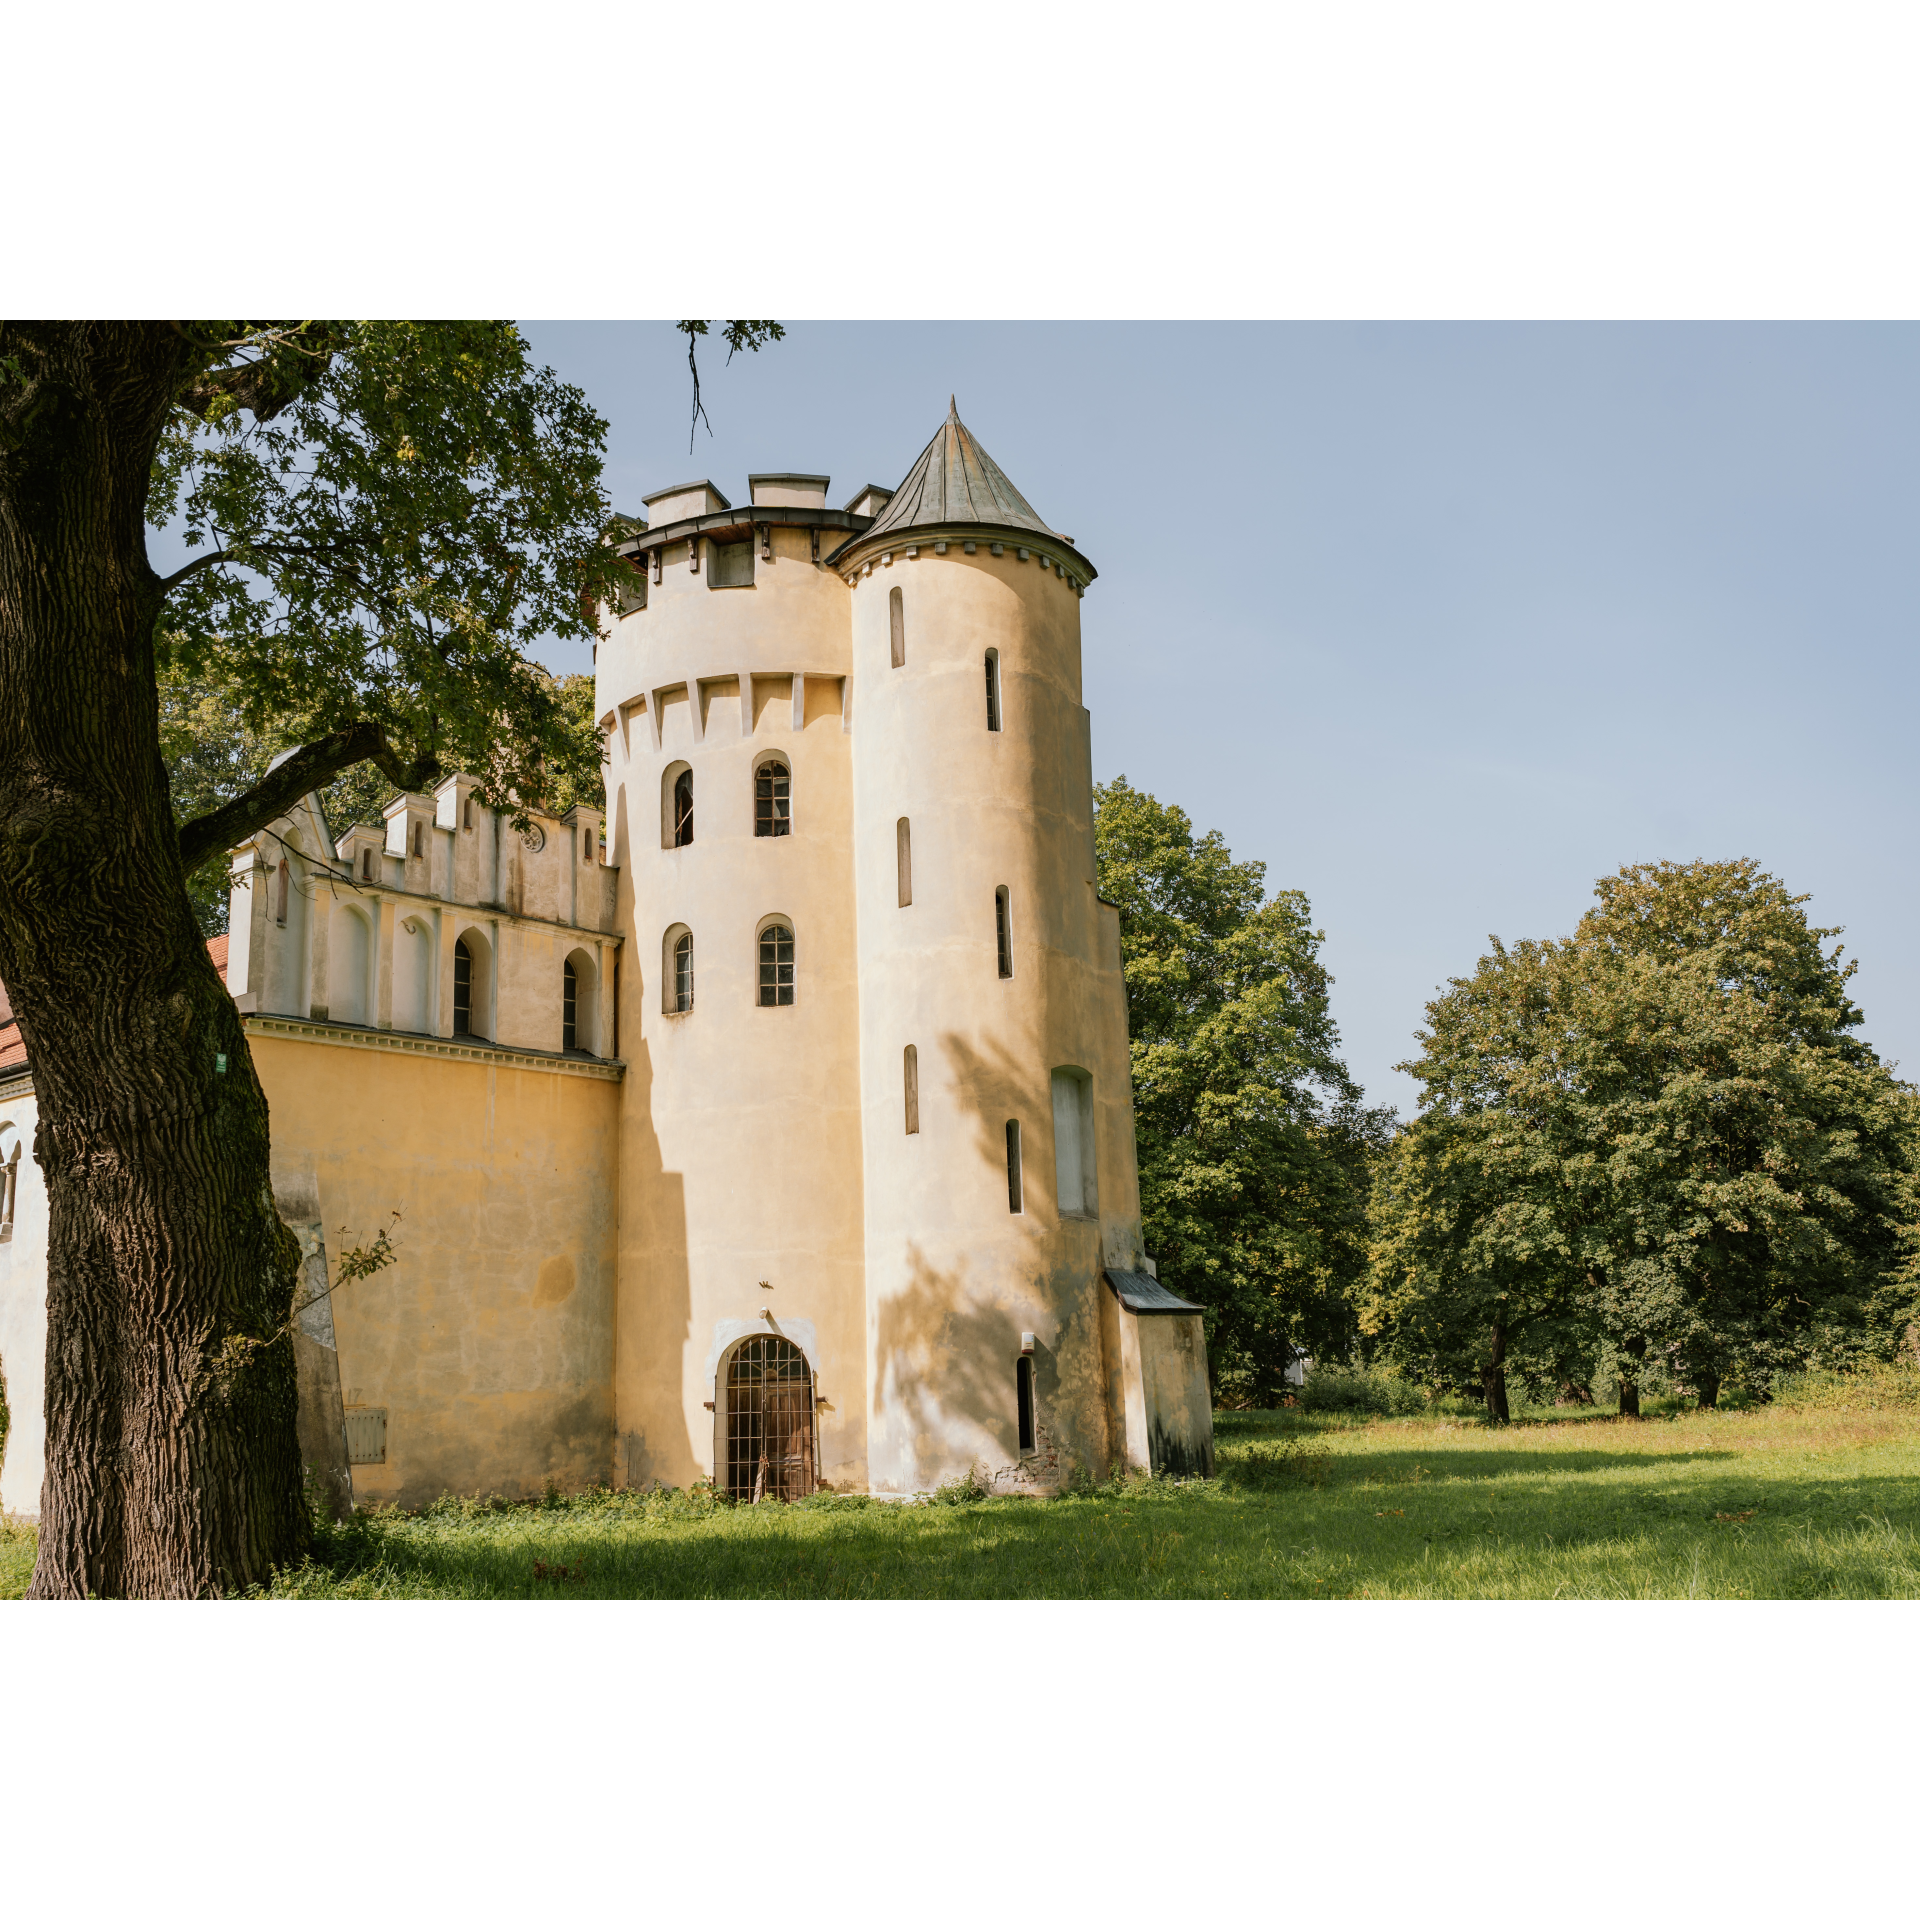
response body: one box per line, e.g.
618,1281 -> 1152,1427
601,523 -> 869,1490
847,548 -> 1143,1494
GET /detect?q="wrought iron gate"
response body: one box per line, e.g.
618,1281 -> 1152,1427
725,1335 -> 817,1502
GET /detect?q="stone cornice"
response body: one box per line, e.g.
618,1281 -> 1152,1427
243,1016 -> 626,1079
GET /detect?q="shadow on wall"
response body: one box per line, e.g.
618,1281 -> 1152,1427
938,1029 -> 1041,1186
610,789 -> 700,1491
873,1242 -> 1049,1487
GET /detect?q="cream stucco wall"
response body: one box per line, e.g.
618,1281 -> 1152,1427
0,1089 -> 47,1517
602,518 -> 869,1491
847,547 -> 1142,1494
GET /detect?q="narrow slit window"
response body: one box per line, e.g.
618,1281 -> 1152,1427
453,935 -> 474,1036
563,959 -> 578,1052
582,825 -> 594,864
673,768 -> 695,847
674,931 -> 695,1013
995,887 -> 1012,978
759,922 -> 795,1007
889,585 -> 905,668
985,650 -> 1002,731
904,1044 -> 919,1135
360,849 -> 374,882
276,860 -> 289,926
1016,1356 -> 1035,1452
755,761 -> 791,837
462,797 -> 473,831
896,818 -> 912,906
412,822 -> 423,858
1005,1119 -> 1024,1213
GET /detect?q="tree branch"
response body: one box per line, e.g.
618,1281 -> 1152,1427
176,722 -> 439,873
154,549 -> 230,595
174,325 -> 342,424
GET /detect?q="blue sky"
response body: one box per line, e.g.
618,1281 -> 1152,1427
520,320 -> 1920,1112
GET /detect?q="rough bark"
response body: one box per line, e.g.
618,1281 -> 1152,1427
1694,1371 -> 1720,1410
1479,1319 -> 1510,1426
1617,1334 -> 1648,1418
0,323 -> 310,1595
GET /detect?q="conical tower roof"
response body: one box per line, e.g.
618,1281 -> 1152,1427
859,399 -> 1058,543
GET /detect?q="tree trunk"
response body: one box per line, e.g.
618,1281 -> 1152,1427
1617,1335 -> 1648,1419
1479,1321 -> 1510,1425
0,324 -> 309,1595
1694,1372 -> 1720,1410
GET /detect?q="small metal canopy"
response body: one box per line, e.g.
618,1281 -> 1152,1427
1104,1269 -> 1204,1316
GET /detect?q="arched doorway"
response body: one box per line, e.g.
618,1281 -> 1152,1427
724,1336 -> 816,1502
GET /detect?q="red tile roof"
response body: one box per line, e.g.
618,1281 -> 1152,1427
0,937 -> 232,1084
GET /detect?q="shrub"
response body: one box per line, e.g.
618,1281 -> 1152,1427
1774,1362 -> 1920,1414
1296,1362 -> 1427,1417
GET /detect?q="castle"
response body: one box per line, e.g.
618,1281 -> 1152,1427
0,403 -> 1214,1516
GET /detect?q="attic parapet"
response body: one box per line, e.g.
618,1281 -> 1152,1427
615,504 -> 874,582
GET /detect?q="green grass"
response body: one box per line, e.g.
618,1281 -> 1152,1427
8,1387 -> 1920,1597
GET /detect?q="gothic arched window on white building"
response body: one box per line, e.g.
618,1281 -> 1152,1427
757,919 -> 795,1007
889,585 -> 905,667
453,935 -> 475,1036
755,759 -> 791,838
0,1125 -> 20,1243
664,925 -> 694,1015
985,649 -> 1002,731
896,818 -> 912,906
995,887 -> 1013,979
663,764 -> 694,849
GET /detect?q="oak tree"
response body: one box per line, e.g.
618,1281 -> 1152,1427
1093,777 -> 1392,1402
0,322 -> 622,1595
1364,859 -> 1920,1418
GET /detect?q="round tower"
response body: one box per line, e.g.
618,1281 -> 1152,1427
834,403 -> 1146,1495
597,474 -> 873,1494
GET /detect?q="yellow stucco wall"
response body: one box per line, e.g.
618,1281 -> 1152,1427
250,1028 -> 622,1508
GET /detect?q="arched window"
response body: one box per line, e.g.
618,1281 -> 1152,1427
903,1044 -> 919,1135
275,859 -> 290,926
463,796 -> 473,831
359,848 -> 375,883
758,920 -> 795,1007
411,821 -> 423,858
896,818 -> 912,906
724,1335 -> 815,1502
330,904 -> 371,1026
755,760 -> 791,837
563,949 -> 598,1053
1005,1118 -> 1024,1213
672,768 -> 694,847
0,1127 -> 20,1244
662,926 -> 695,1014
985,649 -> 1002,731
453,935 -> 475,1036
889,585 -> 905,667
995,887 -> 1013,978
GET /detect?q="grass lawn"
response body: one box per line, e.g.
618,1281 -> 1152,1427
9,1383 -> 1920,1598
